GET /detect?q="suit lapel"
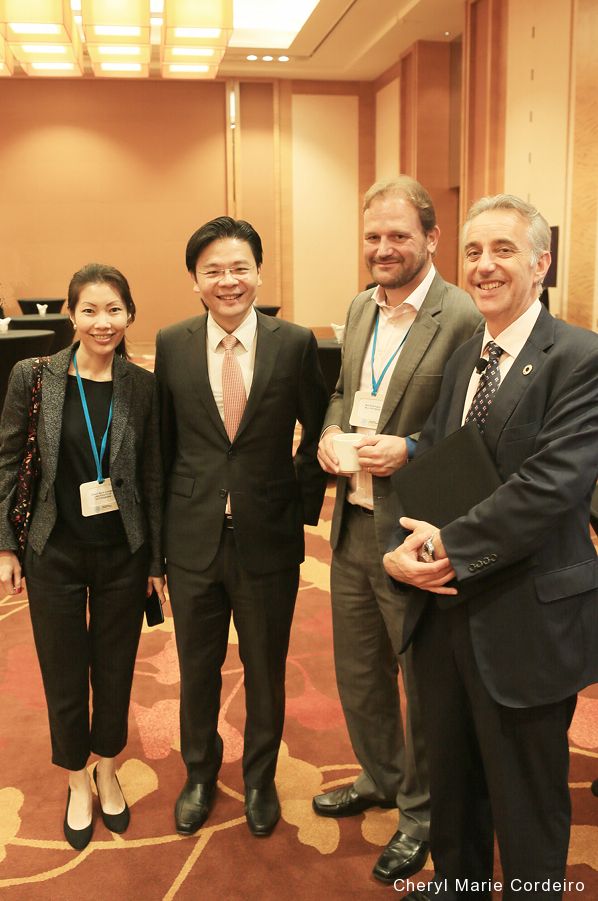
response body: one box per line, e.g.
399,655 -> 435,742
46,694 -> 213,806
186,316 -> 229,442
347,295 -> 378,404
109,354 -> 132,464
483,306 -> 555,454
444,336 -> 484,435
39,346 -> 72,483
234,312 -> 281,442
377,274 -> 443,433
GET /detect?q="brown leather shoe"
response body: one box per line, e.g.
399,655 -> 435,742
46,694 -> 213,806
312,784 -> 395,818
174,779 -> 216,835
245,784 -> 281,836
372,830 -> 430,884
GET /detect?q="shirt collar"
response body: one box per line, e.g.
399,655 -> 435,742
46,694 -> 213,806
206,305 -> 257,352
372,264 -> 436,319
481,298 -> 542,360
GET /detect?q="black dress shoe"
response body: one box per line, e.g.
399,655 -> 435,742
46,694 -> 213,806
175,779 -> 216,835
312,784 -> 395,818
372,830 -> 430,883
93,765 -> 130,834
245,784 -> 281,836
63,787 -> 93,851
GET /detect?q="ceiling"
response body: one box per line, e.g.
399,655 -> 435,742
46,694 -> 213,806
221,0 -> 465,81
0,0 -> 465,82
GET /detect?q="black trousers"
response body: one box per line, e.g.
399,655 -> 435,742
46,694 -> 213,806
25,529 -> 148,771
413,601 -> 576,901
167,525 -> 299,789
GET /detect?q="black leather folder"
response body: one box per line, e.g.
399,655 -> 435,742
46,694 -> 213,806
394,420 -> 502,527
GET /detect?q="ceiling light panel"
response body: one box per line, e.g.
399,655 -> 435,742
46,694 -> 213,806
230,0 -> 319,49
81,0 -> 150,43
163,0 -> 232,48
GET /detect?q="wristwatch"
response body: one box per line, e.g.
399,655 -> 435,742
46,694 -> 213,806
420,535 -> 436,563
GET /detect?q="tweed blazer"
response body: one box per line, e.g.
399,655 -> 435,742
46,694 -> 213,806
0,344 -> 163,575
324,274 -> 483,556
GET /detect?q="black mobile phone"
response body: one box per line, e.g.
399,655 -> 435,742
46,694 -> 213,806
145,587 -> 165,627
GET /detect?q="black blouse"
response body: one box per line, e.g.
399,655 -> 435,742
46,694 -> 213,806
54,375 -> 127,545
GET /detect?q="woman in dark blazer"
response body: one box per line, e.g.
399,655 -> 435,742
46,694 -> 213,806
0,263 -> 164,849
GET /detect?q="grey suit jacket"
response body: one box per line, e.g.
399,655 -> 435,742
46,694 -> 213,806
324,273 -> 482,555
155,310 -> 328,575
0,344 -> 163,575
399,306 -> 598,707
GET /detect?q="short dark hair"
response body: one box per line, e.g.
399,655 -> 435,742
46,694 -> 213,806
185,216 -> 263,273
363,176 -> 437,234
67,262 -> 136,358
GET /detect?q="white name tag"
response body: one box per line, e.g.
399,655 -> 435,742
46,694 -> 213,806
80,478 -> 119,517
349,390 -> 384,430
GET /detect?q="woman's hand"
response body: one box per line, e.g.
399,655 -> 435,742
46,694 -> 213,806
0,551 -> 22,596
147,575 -> 167,606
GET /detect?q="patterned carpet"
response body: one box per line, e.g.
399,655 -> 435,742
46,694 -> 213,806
1,486 -> 598,897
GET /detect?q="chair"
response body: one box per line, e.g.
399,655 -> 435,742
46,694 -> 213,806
18,298 -> 65,314
0,331 -> 54,414
9,314 -> 74,352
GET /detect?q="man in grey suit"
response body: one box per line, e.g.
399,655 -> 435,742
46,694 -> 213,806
313,176 -> 482,883
155,217 -> 328,839
384,195 -> 598,901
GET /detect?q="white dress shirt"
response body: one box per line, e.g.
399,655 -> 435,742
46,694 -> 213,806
348,264 -> 436,509
461,299 -> 542,423
206,306 -> 258,421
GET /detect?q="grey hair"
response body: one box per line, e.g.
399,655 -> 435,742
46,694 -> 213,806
463,194 -> 551,265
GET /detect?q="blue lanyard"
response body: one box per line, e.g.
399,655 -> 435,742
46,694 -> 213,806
370,313 -> 412,396
73,352 -> 113,484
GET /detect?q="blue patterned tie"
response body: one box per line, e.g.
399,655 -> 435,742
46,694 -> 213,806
465,341 -> 504,432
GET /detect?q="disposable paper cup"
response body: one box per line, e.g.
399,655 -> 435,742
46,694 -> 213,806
332,433 -> 363,472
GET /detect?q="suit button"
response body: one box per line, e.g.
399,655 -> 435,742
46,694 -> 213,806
114,478 -> 123,487
219,488 -> 227,498
468,563 -> 476,573
227,449 -> 235,459
482,556 -> 490,566
475,560 -> 483,570
490,553 -> 497,562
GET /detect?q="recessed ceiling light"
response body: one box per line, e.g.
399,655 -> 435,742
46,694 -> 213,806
246,54 -> 258,61
262,55 -> 273,61
278,56 -> 289,62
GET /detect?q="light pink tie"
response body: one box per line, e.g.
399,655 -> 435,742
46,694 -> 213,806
221,334 -> 247,441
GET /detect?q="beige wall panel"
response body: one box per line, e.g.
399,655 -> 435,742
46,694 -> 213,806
238,81 -> 278,310
0,80 -> 227,346
504,0 -> 572,317
568,0 -> 598,329
291,93 -> 359,328
375,78 -> 400,180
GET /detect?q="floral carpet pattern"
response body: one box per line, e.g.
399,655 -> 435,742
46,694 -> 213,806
1,492 -> 598,900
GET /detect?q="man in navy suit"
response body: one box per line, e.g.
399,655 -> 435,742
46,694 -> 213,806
384,195 -> 598,900
155,217 -> 327,838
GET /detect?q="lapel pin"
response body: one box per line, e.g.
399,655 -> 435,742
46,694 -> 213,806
522,364 -> 533,375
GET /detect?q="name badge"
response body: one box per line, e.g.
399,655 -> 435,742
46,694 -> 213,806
80,478 -> 119,517
349,390 -> 384,430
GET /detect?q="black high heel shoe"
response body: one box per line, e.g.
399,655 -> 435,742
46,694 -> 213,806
63,787 -> 93,850
93,765 -> 130,833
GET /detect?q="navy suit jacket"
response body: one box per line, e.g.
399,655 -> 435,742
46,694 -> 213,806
155,310 -> 328,575
399,305 -> 598,708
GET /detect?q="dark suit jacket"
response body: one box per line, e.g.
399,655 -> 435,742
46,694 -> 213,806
324,274 -> 482,555
399,306 -> 598,708
155,310 -> 328,575
0,344 -> 163,575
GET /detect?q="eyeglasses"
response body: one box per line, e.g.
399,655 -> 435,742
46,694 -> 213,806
196,266 -> 255,281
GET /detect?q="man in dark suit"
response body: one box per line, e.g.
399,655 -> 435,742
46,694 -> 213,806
384,194 -> 598,900
155,217 -> 327,838
313,176 -> 482,883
